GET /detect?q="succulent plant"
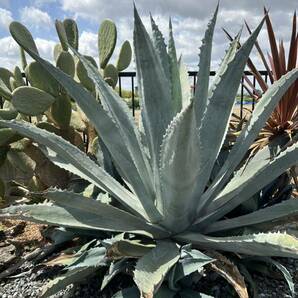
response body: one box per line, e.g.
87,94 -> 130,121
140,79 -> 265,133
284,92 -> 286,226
1,5 -> 298,298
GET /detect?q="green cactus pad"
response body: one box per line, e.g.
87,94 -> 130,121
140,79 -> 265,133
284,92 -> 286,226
63,19 -> 79,50
98,19 -> 117,69
27,61 -> 59,96
55,20 -> 68,51
56,51 -> 75,77
14,66 -> 25,87
0,68 -> 13,91
0,109 -> 18,120
9,21 -> 39,56
54,43 -> 63,62
0,147 -> 9,168
20,47 -> 27,70
0,128 -> 22,146
0,177 -> 5,199
9,77 -> 17,91
37,122 -> 61,135
76,55 -> 98,91
7,149 -> 35,175
12,86 -> 56,116
103,64 -> 118,88
116,40 -> 132,71
0,79 -> 12,100
51,95 -> 72,129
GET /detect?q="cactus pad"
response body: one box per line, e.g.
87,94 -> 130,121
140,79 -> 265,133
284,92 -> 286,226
51,94 -> 72,129
98,19 -> 117,69
56,51 -> 75,77
103,64 -> 118,88
12,86 -> 56,116
55,20 -> 68,51
9,21 -> 39,56
27,61 -> 59,96
76,55 -> 98,91
116,40 -> 132,71
63,19 -> 79,50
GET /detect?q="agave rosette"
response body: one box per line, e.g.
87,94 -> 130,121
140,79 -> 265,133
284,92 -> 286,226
1,5 -> 298,298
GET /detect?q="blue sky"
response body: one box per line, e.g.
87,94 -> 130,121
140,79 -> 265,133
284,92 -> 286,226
0,0 -> 297,71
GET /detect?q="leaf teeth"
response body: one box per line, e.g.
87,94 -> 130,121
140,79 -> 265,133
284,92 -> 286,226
158,103 -> 192,172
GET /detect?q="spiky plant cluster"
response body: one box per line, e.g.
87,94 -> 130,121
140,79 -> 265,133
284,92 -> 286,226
0,5 -> 298,298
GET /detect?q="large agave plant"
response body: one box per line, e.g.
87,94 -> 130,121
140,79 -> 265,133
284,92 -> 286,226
1,5 -> 298,297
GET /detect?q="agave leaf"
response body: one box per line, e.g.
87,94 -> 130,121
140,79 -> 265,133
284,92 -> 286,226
0,120 -> 147,219
134,241 -> 180,297
168,18 -> 182,113
106,240 -> 154,260
150,15 -> 170,79
180,289 -> 214,298
159,103 -> 200,231
175,232 -> 298,259
0,190 -> 166,238
41,267 -> 97,297
134,6 -> 174,206
208,251 -> 249,298
112,287 -> 140,298
260,257 -> 295,297
194,5 -> 218,119
178,56 -> 191,108
101,259 -> 134,290
171,246 -> 214,285
70,49 -> 160,222
66,246 -> 106,270
202,141 -> 298,224
200,68 -> 298,212
195,19 -> 264,205
205,198 -> 298,234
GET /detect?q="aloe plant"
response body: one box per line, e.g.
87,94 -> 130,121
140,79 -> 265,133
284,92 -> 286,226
1,5 -> 298,297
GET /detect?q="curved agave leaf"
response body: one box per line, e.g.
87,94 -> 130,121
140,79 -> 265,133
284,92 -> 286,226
0,120 -> 147,219
134,241 -> 180,297
150,15 -> 170,79
175,232 -> 298,259
134,6 -> 173,207
200,68 -> 298,212
0,189 -> 167,237
159,103 -> 201,231
70,49 -> 160,221
178,56 -> 191,109
194,19 -> 264,205
201,141 -> 298,225
168,18 -> 182,113
194,4 -> 218,119
205,197 -> 298,233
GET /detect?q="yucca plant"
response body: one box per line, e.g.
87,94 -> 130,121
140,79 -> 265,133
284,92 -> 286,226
1,5 -> 298,297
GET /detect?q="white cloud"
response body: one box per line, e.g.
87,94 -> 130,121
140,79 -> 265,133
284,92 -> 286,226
0,8 -> 13,31
20,6 -> 52,30
33,0 -> 57,6
79,31 -> 98,58
0,36 -> 56,70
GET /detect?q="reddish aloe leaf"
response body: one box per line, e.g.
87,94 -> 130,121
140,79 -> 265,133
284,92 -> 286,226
264,7 -> 282,79
287,11 -> 297,71
245,20 -> 274,83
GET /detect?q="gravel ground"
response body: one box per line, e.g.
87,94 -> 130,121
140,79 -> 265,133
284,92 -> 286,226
0,258 -> 297,297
